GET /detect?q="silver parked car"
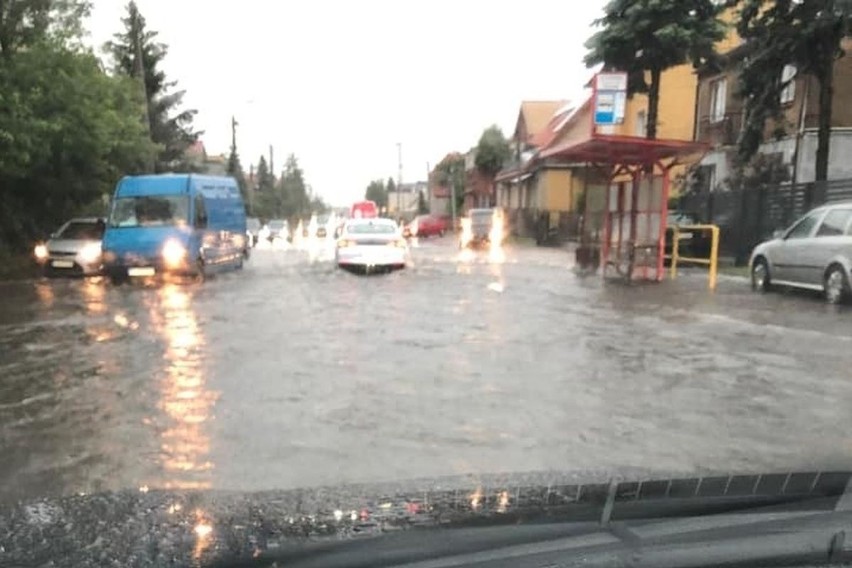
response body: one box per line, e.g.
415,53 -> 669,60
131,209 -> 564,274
34,217 -> 106,277
750,202 -> 852,304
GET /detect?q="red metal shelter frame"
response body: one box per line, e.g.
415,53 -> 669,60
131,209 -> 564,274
541,133 -> 708,281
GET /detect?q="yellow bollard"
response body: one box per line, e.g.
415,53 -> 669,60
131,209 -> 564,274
670,226 -> 680,280
709,225 -> 719,292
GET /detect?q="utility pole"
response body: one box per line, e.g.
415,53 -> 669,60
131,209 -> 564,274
426,161 -> 431,214
449,162 -> 457,229
132,15 -> 154,172
269,145 -> 274,180
397,142 -> 403,218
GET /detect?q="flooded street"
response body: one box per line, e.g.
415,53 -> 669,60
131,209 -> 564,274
1,238 -> 851,505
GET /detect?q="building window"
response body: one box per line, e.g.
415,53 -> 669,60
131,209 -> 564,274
780,64 -> 797,104
636,110 -> 647,137
710,78 -> 727,123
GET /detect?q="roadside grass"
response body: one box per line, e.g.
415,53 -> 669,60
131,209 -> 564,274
0,251 -> 39,281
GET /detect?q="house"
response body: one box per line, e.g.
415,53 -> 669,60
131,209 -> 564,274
430,183 -> 451,217
387,181 -> 426,218
429,151 -> 464,219
462,147 -> 496,212
184,140 -> 229,175
494,100 -> 572,239
693,20 -> 852,190
496,63 -> 703,245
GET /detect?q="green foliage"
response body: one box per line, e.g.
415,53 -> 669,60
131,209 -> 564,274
105,1 -> 200,172
432,152 -> 465,190
226,150 -> 248,205
0,0 -> 91,57
254,153 -> 321,220
584,0 -> 726,139
365,179 -> 388,208
474,125 -> 511,177
432,152 -> 465,215
726,152 -> 791,191
0,42 -> 156,250
736,0 -> 852,181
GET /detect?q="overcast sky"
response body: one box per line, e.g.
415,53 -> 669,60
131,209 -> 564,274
84,0 -> 607,205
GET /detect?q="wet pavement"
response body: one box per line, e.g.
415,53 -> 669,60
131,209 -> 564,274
0,236 -> 851,506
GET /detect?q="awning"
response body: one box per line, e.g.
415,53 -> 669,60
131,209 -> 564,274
539,134 -> 708,166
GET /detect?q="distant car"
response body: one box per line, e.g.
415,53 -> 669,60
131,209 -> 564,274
665,211 -> 712,263
461,208 -> 503,249
405,215 -> 447,238
335,218 -> 409,272
350,200 -> 378,219
247,217 -> 261,247
34,217 -> 106,277
267,219 -> 288,241
316,215 -> 330,238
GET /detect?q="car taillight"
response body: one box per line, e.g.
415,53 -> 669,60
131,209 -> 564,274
338,239 -> 355,248
388,239 -> 406,248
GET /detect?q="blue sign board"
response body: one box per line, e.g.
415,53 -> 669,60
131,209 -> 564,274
594,73 -> 628,126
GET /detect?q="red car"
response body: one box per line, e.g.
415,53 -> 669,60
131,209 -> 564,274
350,200 -> 378,219
406,215 -> 447,238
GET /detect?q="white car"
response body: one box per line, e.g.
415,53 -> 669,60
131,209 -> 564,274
34,217 -> 105,277
335,218 -> 409,271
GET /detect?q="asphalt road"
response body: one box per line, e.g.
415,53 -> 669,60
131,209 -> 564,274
0,236 -> 850,505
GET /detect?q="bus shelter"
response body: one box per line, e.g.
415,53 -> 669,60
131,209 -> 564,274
540,134 -> 707,282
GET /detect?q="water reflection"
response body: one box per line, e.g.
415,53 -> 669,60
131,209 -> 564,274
34,280 -> 55,309
146,284 -> 216,490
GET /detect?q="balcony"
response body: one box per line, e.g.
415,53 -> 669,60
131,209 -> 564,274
696,112 -> 744,147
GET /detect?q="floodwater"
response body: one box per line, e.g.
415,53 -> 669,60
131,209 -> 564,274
1,236 -> 850,505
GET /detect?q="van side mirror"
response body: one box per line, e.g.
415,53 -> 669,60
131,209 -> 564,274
773,229 -> 785,239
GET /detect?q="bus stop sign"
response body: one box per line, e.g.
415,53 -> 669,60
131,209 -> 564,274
594,72 -> 628,126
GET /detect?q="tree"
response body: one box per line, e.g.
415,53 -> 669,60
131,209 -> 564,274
0,0 -> 90,57
365,179 -> 387,207
736,0 -> 852,182
584,0 -> 727,139
280,153 -> 310,219
0,43 -> 156,249
474,125 -> 511,177
253,156 -> 280,217
432,152 -> 465,215
255,155 -> 274,193
106,1 -> 200,172
417,189 -> 429,214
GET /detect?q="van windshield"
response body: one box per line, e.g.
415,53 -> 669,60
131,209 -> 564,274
109,195 -> 189,228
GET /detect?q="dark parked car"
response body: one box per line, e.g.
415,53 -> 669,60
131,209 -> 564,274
665,211 -> 713,261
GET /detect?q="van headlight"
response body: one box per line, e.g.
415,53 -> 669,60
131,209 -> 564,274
79,242 -> 102,264
162,239 -> 187,268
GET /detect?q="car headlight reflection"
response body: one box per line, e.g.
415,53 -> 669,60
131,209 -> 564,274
162,239 -> 187,268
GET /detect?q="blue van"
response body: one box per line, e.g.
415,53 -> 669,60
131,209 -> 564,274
102,174 -> 248,283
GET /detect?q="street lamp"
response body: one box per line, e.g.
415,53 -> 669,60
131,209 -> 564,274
396,142 -> 402,217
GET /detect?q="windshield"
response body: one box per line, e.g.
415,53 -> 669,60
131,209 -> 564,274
7,2 -> 852,566
108,195 -> 189,228
56,220 -> 104,240
346,222 -> 397,234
